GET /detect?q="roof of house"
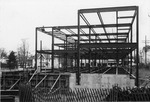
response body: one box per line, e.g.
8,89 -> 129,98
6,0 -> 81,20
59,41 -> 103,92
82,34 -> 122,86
37,53 -> 51,59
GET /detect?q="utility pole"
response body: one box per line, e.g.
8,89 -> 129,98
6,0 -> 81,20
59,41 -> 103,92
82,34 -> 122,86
143,36 -> 150,65
145,36 -> 147,65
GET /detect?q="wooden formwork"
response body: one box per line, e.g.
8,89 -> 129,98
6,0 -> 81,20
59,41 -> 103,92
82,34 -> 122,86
19,84 -> 150,102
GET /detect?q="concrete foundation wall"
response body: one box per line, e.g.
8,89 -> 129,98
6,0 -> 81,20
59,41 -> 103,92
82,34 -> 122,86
69,73 -> 135,89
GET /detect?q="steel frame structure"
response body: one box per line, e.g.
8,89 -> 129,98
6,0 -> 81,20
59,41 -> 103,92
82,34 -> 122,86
35,6 -> 139,86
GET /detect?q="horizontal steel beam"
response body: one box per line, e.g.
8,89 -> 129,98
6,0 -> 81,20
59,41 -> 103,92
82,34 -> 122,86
79,6 -> 138,13
37,50 -> 52,54
118,16 -> 134,19
68,33 -> 128,37
52,23 -> 131,29
79,38 -> 126,41
118,28 -> 130,30
37,48 -> 135,55
80,43 -> 137,48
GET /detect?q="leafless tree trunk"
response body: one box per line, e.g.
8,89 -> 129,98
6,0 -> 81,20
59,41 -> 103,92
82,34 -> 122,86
17,39 -> 29,69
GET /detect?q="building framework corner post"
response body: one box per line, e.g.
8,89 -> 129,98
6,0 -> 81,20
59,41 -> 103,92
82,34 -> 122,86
35,27 -> 38,70
130,26 -> 133,76
77,10 -> 81,85
35,27 -> 38,85
52,27 -> 54,73
136,6 -> 139,87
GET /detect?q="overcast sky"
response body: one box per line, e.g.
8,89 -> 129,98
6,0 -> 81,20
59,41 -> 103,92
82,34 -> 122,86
0,0 -> 150,54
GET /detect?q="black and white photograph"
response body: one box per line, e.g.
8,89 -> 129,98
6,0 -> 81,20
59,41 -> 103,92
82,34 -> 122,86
0,0 -> 150,101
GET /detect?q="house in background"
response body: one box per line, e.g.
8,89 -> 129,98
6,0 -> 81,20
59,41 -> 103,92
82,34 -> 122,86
26,56 -> 34,68
32,54 -> 59,71
0,56 -> 8,69
17,55 -> 34,69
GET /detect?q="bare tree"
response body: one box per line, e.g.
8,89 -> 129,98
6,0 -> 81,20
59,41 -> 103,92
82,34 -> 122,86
17,39 -> 29,69
0,48 -> 8,69
0,48 -> 7,58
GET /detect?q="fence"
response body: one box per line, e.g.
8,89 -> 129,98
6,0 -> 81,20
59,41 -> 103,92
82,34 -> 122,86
19,84 -> 150,102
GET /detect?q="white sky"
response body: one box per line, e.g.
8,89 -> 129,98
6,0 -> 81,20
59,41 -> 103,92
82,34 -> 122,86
0,0 -> 150,54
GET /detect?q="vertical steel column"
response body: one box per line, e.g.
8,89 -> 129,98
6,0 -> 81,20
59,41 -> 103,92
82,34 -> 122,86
51,28 -> 54,73
116,10 -> 118,43
95,35 -> 97,67
99,56 -> 100,66
89,27 -> 91,72
75,41 -> 77,71
75,53 -> 77,70
116,11 -> 119,75
40,41 -> 42,72
71,56 -> 73,70
128,35 -> 130,71
130,26 -> 133,75
59,47 -> 60,70
136,6 -> 139,87
66,36 -> 68,72
89,27 -> 91,43
35,28 -> 38,85
77,10 -> 81,85
94,53 -> 96,67
35,28 -> 38,70
81,56 -> 83,69
85,58 -> 86,68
